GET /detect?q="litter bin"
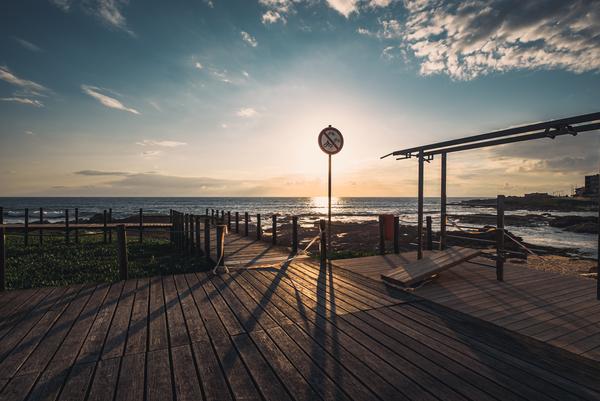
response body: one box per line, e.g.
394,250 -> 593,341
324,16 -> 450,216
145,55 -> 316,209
382,214 -> 394,240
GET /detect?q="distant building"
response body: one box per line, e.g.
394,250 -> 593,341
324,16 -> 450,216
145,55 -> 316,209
585,174 -> 599,196
575,186 -> 586,197
524,192 -> 552,199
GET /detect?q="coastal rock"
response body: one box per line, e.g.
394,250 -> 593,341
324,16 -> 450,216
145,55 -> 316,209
549,216 -> 598,234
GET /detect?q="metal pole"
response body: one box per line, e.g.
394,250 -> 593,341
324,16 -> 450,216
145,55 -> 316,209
328,154 -> 332,259
496,195 -> 505,281
417,150 -> 424,259
320,219 -> 327,268
292,216 -> 298,254
440,152 -> 447,250
597,187 -> 599,300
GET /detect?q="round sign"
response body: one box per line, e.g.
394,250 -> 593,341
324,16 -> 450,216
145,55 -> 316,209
318,126 -> 344,155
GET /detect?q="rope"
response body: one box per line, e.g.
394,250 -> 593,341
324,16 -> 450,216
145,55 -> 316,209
502,230 -> 567,270
447,217 -> 497,235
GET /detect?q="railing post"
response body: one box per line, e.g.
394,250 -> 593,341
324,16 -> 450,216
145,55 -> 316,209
596,188 -> 599,300
221,210 -> 224,222
378,215 -> 385,255
103,210 -> 108,244
244,212 -> 249,236
227,211 -> 231,231
24,208 -> 29,246
256,213 -> 262,240
496,195 -> 505,281
0,206 -> 3,225
440,152 -> 447,250
184,214 -> 189,253
319,219 -> 327,268
204,218 -> 211,261
108,208 -> 113,243
417,150 -> 424,259
426,216 -> 433,251
272,215 -> 277,245
169,209 -> 174,244
75,208 -> 79,244
235,212 -> 239,234
65,209 -> 70,244
394,216 -> 400,254
205,208 -> 208,216
139,208 -> 143,243
39,207 -> 43,246
188,214 -> 194,254
117,224 -> 128,281
0,228 -> 6,291
211,209 -> 215,223
216,225 -> 225,267
292,216 -> 298,254
0,227 -> 5,291
195,216 -> 202,256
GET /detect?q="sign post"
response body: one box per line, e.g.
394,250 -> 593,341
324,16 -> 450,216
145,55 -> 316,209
318,125 -> 344,260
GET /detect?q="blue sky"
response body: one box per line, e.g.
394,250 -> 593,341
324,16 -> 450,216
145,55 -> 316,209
1,0 -> 599,196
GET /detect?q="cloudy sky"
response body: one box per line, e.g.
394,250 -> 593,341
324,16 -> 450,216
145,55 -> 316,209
1,0 -> 599,197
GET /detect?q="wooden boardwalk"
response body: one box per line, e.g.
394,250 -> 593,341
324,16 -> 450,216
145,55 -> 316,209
332,251 -> 600,362
1,233 -> 600,400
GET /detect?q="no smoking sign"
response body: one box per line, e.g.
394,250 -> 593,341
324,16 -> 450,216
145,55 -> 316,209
318,126 -> 344,155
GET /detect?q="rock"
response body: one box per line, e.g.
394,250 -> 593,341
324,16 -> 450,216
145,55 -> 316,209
549,216 -> 598,234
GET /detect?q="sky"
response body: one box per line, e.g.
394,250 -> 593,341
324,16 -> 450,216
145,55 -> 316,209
0,0 -> 599,197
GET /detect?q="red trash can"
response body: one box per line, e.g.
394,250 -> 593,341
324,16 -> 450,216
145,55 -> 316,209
382,214 -> 394,240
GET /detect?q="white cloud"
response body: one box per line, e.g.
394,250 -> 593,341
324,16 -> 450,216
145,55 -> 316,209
136,140 -> 187,147
210,69 -> 231,83
262,10 -> 284,24
50,0 -> 134,35
221,123 -> 228,128
237,107 -> 258,118
400,0 -> 600,80
325,0 -> 359,17
194,61 -> 203,70
241,31 -> 258,47
141,150 -> 162,158
242,70 -> 250,78
0,97 -> 44,107
13,37 -> 42,52
81,84 -> 140,114
24,130 -> 36,135
0,66 -> 48,96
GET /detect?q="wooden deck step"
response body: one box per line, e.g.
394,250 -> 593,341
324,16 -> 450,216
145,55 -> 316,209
381,247 -> 481,287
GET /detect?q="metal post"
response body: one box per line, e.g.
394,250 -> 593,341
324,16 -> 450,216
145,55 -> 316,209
65,209 -> 70,244
328,154 -> 332,259
139,208 -> 143,243
440,152 -> 447,250
0,207 -> 3,225
205,208 -> 208,216
292,216 -> 298,254
320,219 -> 327,268
235,212 -> 239,234
38,207 -> 43,246
117,225 -> 128,281
24,208 -> 29,246
75,208 -> 79,244
394,216 -> 400,254
221,210 -> 224,221
417,150 -> 424,259
211,209 -> 214,222
216,225 -> 225,267
227,211 -> 231,231
108,208 -> 113,243
0,227 -> 5,291
496,195 -> 505,281
244,212 -> 249,236
597,188 -> 599,300
426,216 -> 433,251
204,218 -> 211,261
257,213 -> 262,240
272,215 -> 277,245
378,215 -> 385,255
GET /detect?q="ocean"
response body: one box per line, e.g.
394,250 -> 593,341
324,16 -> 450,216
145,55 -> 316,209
0,197 -> 597,257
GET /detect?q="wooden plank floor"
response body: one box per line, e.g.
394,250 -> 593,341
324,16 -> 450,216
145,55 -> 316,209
2,243 -> 600,400
332,251 -> 600,362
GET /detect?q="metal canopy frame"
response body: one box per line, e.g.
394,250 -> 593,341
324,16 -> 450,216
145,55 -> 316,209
382,112 -> 600,264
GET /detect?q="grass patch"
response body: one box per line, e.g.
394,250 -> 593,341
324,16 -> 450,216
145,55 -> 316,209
5,234 -> 209,289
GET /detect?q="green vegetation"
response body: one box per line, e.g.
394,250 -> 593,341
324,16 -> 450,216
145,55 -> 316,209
4,234 -> 209,290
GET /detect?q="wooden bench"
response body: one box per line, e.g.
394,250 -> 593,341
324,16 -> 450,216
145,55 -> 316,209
381,246 -> 481,287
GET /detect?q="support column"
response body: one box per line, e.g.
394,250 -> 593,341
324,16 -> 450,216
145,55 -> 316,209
440,152 -> 447,250
417,150 -> 424,259
496,195 -> 505,281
